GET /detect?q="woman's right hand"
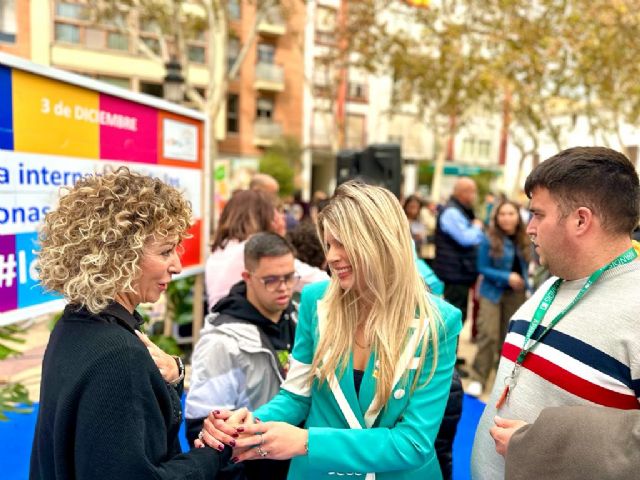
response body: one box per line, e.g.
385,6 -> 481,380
195,407 -> 254,450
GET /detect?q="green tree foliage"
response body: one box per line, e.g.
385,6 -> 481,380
0,325 -> 33,420
347,0 -> 640,194
94,0 -> 286,113
259,149 -> 295,197
470,170 -> 501,205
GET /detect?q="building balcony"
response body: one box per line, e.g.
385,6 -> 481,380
347,82 -> 368,102
258,8 -> 286,36
254,63 -> 285,91
253,119 -> 283,147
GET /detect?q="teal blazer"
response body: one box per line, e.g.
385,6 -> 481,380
254,281 -> 462,480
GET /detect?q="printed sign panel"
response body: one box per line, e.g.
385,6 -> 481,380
162,118 -> 198,162
100,94 -> 158,164
12,70 -> 100,159
158,110 -> 203,169
0,56 -> 207,325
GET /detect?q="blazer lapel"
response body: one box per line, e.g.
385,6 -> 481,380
327,353 -> 365,428
363,317 -> 427,428
318,300 -> 365,428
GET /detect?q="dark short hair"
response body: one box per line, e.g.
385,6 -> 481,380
403,194 -> 423,210
244,232 -> 295,270
524,146 -> 640,235
287,222 -> 325,269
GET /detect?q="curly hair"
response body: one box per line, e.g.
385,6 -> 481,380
286,221 -> 326,269
37,167 -> 193,314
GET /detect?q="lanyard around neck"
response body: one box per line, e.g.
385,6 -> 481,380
516,246 -> 638,365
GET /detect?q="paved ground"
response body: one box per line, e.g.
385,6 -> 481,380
458,319 -> 493,404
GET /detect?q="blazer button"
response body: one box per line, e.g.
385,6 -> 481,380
394,388 -> 405,400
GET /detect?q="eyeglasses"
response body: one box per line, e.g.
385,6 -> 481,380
251,272 -> 301,292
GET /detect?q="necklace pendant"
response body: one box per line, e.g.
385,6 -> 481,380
495,384 -> 509,409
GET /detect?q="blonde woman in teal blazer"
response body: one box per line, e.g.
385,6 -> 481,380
197,182 -> 462,479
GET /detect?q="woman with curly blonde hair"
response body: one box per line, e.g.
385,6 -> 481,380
30,167 -> 229,479
198,181 -> 462,480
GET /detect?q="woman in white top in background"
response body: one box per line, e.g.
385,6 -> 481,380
205,190 -> 328,308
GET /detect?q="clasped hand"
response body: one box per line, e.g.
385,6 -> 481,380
195,408 -> 308,462
490,415 -> 528,457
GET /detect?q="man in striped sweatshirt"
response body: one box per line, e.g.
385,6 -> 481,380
471,146 -> 640,479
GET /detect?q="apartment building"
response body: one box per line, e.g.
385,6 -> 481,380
0,0 -> 30,58
1,0 -> 306,196
218,0 -> 305,192
304,0 -> 503,199
303,0 -> 369,197
5,1 -> 215,106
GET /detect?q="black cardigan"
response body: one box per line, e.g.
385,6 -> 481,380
30,302 -> 229,479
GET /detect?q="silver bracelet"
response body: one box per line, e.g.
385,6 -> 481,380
171,355 -> 185,386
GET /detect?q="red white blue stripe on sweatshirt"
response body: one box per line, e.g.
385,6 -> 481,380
501,319 -> 640,410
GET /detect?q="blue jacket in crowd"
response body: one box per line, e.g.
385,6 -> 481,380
477,234 -> 529,304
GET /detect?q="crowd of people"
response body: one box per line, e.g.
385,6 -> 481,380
28,145 -> 640,479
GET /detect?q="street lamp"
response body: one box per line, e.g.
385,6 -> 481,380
163,56 -> 184,103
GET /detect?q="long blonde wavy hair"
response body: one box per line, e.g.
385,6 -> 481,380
37,167 -> 192,314
312,181 -> 441,412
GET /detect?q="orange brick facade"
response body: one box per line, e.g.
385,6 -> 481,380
219,0 -> 304,157
0,0 -> 31,59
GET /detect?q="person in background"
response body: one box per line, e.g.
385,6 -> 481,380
516,190 -> 532,226
309,190 -> 329,225
433,177 -> 484,325
30,167 -> 229,479
187,233 -> 298,480
249,173 -> 280,196
420,199 -> 438,264
403,194 -> 428,256
206,189 -> 275,306
286,203 -> 304,231
197,181 -> 462,480
482,192 -> 496,227
249,173 -> 293,235
205,190 -> 328,307
309,198 -> 330,225
286,221 -> 327,271
413,229 -> 457,480
471,146 -> 640,479
466,200 -> 531,397
433,177 -> 484,374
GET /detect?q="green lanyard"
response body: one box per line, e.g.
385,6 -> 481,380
496,246 -> 637,409
518,246 -> 638,364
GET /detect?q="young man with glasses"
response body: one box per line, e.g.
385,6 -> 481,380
186,232 -> 300,479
